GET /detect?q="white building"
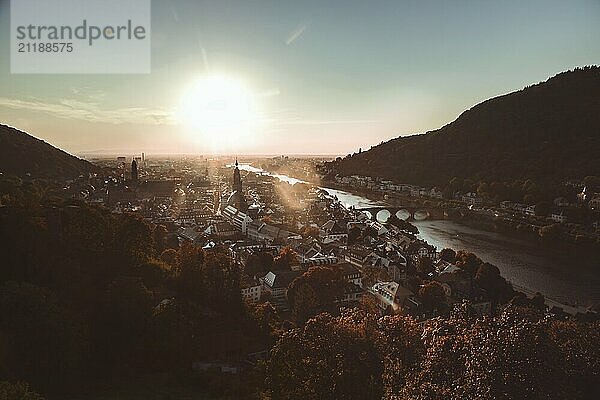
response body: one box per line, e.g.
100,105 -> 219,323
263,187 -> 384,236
222,205 -> 253,234
366,220 -> 389,236
241,281 -> 262,303
370,281 -> 416,314
525,205 -> 536,216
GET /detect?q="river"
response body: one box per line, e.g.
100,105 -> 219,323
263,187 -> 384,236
413,220 -> 598,308
235,164 -> 599,308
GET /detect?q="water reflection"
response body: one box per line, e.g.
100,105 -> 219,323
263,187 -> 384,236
232,163 -> 599,307
414,220 -> 599,307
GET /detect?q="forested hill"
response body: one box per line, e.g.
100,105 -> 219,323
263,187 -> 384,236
324,66 -> 600,185
0,124 -> 99,178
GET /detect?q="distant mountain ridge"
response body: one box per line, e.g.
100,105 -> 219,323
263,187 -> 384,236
0,124 -> 99,178
325,67 -> 600,185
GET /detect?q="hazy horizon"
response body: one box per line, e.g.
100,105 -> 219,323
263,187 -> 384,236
1,0 -> 599,155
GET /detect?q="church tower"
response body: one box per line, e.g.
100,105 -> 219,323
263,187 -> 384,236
131,158 -> 139,182
227,158 -> 247,211
233,158 -> 242,193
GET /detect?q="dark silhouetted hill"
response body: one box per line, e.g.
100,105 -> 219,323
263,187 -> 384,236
325,67 -> 600,185
0,124 -> 99,178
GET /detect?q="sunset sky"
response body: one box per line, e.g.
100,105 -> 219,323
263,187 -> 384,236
0,0 -> 599,155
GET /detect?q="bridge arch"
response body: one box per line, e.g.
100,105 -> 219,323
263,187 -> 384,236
396,209 -> 411,221
356,206 -> 431,221
413,210 -> 430,221
375,209 -> 391,223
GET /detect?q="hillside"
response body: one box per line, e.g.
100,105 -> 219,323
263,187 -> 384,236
0,124 -> 99,178
324,67 -> 600,185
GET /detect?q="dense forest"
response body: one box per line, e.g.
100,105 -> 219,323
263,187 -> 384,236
0,175 -> 272,398
0,125 -> 99,178
0,176 -> 598,399
323,67 -> 600,186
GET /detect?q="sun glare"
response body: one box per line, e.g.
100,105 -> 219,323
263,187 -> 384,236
178,75 -> 259,152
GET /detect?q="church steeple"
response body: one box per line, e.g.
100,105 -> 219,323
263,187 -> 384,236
131,158 -> 139,182
229,158 -> 247,211
233,158 -> 242,192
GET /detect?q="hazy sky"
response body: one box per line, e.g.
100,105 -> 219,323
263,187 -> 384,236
0,0 -> 599,155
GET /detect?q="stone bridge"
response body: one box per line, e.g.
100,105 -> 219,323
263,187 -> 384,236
353,206 -> 431,221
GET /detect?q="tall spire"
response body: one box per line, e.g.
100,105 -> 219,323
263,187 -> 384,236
131,157 -> 139,182
231,157 -> 246,211
233,160 -> 242,192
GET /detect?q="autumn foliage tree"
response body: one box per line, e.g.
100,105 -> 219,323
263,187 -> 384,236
244,250 -> 275,277
416,255 -> 435,276
361,266 -> 390,288
418,281 -> 446,313
454,250 -> 483,277
287,266 -> 344,323
474,262 -> 514,304
375,315 -> 424,397
273,246 -> 298,270
439,248 -> 457,263
268,305 -> 600,399
268,313 -> 383,400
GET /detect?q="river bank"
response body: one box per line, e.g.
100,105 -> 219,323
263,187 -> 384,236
237,164 -> 599,310
413,219 -> 598,309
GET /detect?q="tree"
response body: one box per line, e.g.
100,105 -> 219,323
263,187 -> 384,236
152,224 -> 168,253
287,283 -> 320,324
99,276 -> 154,366
523,193 -> 536,205
175,245 -> 241,313
439,248 -> 456,263
547,320 -> 600,398
361,266 -> 389,288
454,251 -> 482,277
200,250 -> 242,313
358,295 -> 380,315
477,182 -> 490,199
116,213 -> 155,266
416,256 -> 434,276
244,301 -> 280,340
273,247 -> 298,271
160,248 -> 178,266
475,262 -> 513,304
0,282 -> 83,392
530,292 -> 546,310
418,281 -> 446,313
459,308 -> 565,399
268,313 -> 383,400
376,315 -> 423,397
287,267 -> 344,324
137,260 -> 171,288
245,251 -> 275,277
402,306 -> 568,399
142,299 -> 196,370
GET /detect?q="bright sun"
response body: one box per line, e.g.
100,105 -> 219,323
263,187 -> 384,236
178,75 -> 259,151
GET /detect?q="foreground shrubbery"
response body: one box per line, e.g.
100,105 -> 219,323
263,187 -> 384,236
0,193 -> 264,398
267,305 -> 599,400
